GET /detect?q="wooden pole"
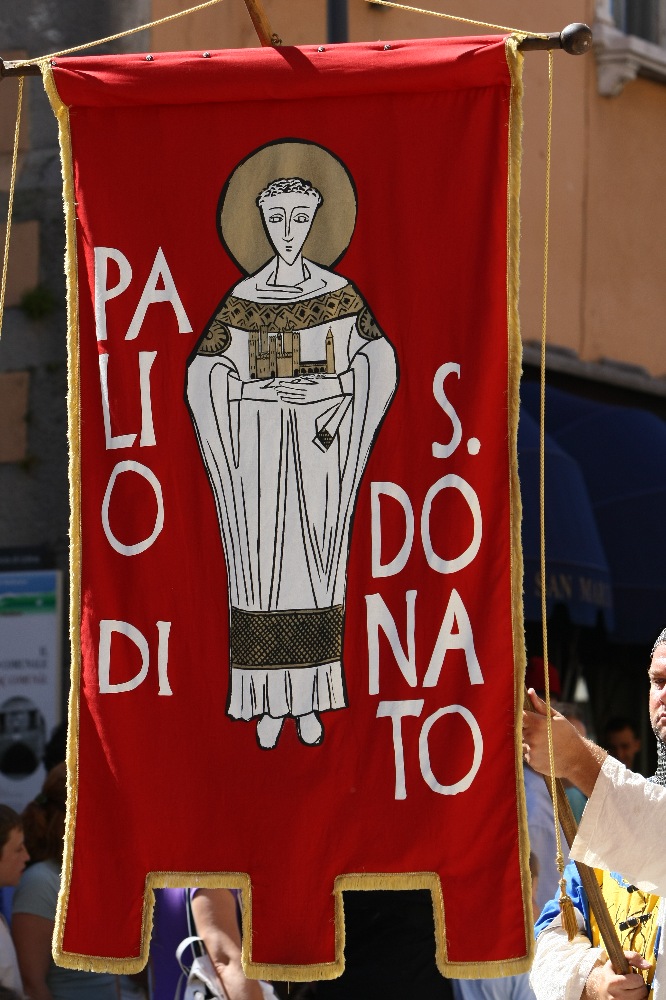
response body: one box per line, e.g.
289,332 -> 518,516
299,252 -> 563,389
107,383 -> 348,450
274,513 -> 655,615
523,693 -> 629,973
0,61 -> 41,78
242,0 -> 282,46
544,774 -> 630,973
0,21 -> 593,76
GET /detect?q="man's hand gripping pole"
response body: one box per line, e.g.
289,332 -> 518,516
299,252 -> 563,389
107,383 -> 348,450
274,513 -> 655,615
523,690 -> 630,974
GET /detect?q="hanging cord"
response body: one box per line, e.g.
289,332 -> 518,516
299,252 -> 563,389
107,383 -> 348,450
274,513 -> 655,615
0,77 -> 24,343
538,52 -> 577,943
364,0 -> 548,39
8,0 -> 226,67
374,0 -> 571,939
1,0 -> 230,343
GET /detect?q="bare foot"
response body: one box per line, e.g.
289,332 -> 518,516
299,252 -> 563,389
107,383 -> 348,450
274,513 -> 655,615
297,712 -> 324,746
256,714 -> 284,750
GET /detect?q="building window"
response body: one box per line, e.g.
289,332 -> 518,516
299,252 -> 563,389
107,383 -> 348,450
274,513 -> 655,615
595,0 -> 666,95
611,0 -> 663,45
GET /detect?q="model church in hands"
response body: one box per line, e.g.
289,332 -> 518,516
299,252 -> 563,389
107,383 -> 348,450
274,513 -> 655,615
248,325 -> 336,379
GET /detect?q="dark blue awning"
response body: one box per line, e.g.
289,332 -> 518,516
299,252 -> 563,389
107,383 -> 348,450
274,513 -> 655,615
522,383 -> 666,644
517,407 -> 613,629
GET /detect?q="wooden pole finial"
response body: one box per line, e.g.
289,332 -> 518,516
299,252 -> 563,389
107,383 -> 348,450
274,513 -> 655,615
519,23 -> 593,54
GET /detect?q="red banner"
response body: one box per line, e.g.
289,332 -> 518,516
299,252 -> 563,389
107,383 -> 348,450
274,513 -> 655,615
45,35 -> 530,979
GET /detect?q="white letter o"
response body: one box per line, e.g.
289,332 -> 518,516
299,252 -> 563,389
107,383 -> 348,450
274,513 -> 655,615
419,704 -> 483,795
102,460 -> 164,556
421,474 -> 482,574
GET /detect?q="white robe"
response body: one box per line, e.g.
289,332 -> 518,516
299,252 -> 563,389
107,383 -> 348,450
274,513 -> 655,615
187,258 -> 397,720
536,755 -> 666,1000
572,755 -> 666,895
0,916 -> 21,992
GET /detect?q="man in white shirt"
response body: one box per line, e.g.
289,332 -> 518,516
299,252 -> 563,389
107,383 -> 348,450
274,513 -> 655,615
522,631 -> 666,894
523,627 -> 666,1000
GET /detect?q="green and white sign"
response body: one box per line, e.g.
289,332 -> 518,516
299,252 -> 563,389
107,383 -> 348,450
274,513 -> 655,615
0,570 -> 63,810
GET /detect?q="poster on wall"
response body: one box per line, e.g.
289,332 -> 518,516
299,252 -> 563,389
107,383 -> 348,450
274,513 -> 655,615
0,570 -> 62,810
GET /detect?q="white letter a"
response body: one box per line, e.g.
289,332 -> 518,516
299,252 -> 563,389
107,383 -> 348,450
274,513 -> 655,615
422,589 -> 484,688
125,247 -> 192,340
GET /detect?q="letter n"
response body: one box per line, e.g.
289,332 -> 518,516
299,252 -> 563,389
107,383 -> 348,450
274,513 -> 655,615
366,591 -> 417,695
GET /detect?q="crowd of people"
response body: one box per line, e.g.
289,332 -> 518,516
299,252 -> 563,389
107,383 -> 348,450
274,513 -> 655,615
0,633 -> 662,1000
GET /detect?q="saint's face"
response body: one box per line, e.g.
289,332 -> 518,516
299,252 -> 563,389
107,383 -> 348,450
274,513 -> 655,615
649,643 -> 666,743
260,192 -> 318,266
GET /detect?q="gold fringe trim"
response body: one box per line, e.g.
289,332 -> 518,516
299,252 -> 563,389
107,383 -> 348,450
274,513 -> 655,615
45,38 -> 531,982
504,35 -> 534,967
51,869 -> 532,979
39,59 -> 84,974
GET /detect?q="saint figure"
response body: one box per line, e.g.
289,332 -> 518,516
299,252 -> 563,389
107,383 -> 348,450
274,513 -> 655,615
186,142 -> 397,749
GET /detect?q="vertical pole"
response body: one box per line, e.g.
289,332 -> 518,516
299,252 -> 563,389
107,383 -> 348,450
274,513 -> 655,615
242,0 -> 280,46
327,0 -> 349,43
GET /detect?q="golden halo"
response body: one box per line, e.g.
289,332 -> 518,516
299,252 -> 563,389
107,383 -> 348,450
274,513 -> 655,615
218,139 -> 357,275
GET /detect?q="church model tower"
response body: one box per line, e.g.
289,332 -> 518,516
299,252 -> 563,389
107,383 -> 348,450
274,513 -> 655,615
248,326 -> 336,379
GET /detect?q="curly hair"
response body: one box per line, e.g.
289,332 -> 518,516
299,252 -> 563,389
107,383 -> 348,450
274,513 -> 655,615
21,762 -> 66,863
256,177 -> 323,209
